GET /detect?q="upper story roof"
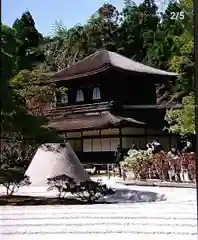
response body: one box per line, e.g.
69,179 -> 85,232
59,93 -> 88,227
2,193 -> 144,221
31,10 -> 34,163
52,49 -> 177,82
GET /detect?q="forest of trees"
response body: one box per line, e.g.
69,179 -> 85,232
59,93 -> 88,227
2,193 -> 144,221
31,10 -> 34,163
1,0 -> 195,144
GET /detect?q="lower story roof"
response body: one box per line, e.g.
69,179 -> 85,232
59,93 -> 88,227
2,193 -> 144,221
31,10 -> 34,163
48,111 -> 145,132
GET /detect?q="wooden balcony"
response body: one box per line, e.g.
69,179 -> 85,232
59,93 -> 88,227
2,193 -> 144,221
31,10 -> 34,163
45,102 -> 110,117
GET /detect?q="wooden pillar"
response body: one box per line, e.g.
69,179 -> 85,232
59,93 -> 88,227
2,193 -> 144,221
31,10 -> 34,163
107,164 -> 110,179
80,131 -> 83,152
99,130 -> 102,152
112,163 -> 115,177
145,128 -> 148,146
119,128 -> 122,148
169,134 -> 171,148
118,127 -> 122,178
64,132 -> 67,143
91,138 -> 93,152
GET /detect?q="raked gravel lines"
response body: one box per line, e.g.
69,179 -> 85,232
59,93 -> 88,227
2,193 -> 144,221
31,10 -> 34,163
0,203 -> 197,239
0,186 -> 197,240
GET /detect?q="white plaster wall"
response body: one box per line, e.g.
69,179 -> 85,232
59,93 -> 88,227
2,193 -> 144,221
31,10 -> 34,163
101,128 -> 119,135
83,130 -> 100,136
122,137 -> 148,149
67,132 -> 81,138
83,138 -> 119,152
92,139 -> 102,151
121,127 -> 145,135
83,139 -> 92,152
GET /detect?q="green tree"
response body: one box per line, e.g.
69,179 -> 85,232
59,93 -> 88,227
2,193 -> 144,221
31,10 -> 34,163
86,3 -> 119,51
1,14 -> 61,144
13,11 -> 44,71
146,0 -> 193,106
118,0 -> 160,62
1,25 -> 18,111
40,3 -> 120,72
165,93 -> 195,135
147,1 -> 184,69
39,22 -> 71,72
10,70 -> 55,115
168,0 -> 194,91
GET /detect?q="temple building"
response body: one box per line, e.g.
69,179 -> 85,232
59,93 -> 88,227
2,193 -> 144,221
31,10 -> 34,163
46,50 -> 178,163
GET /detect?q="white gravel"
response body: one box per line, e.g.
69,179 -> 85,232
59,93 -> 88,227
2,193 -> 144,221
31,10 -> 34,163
0,179 -> 197,239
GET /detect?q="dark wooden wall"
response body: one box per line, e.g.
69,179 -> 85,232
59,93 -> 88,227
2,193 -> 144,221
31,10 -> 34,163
55,68 -> 158,106
101,69 -> 157,105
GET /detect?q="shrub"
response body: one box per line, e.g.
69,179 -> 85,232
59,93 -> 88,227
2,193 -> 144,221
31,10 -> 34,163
73,180 -> 115,203
151,152 -> 170,180
120,149 -> 153,179
0,168 -> 31,196
47,175 -> 114,203
47,174 -> 76,198
120,148 -> 196,182
182,152 -> 196,181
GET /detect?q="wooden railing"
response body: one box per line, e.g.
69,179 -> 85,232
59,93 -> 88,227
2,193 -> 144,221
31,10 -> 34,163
45,102 -> 110,117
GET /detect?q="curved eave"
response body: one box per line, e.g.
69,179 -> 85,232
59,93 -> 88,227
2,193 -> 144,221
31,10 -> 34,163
50,64 -> 110,83
50,64 -> 177,83
47,112 -> 146,132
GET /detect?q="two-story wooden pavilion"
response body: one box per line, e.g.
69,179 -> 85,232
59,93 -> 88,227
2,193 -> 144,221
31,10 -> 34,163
46,50 -> 179,163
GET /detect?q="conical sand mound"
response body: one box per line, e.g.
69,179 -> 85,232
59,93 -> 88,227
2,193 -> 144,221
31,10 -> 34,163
25,142 -> 90,186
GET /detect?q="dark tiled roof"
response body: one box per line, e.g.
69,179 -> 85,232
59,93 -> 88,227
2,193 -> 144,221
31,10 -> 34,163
48,111 -> 145,132
52,50 -> 177,81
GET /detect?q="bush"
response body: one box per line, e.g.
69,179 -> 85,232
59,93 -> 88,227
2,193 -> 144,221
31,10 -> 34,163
47,175 -> 114,203
182,152 -> 196,181
151,152 -> 170,180
120,149 -> 196,181
0,168 -> 31,196
47,174 -> 76,198
0,142 -> 32,196
120,149 -> 153,179
73,180 -> 115,203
